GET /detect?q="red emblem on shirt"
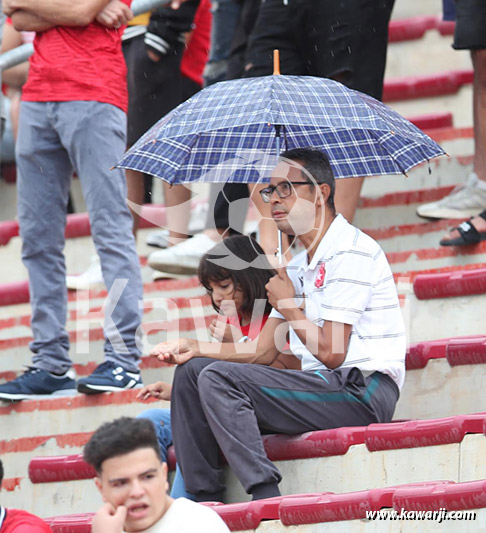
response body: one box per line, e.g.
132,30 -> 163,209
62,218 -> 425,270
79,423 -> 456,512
315,263 -> 326,288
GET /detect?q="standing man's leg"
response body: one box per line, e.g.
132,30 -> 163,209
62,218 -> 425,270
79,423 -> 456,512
0,102 -> 77,400
203,0 -> 242,86
439,49 -> 486,243
54,101 -> 144,392
125,35 -> 185,236
418,0 -> 486,225
331,0 -> 394,222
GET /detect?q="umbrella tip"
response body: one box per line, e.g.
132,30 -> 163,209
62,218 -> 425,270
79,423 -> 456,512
273,49 -> 281,75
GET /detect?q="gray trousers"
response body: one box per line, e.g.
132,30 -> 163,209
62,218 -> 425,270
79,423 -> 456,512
171,358 -> 399,500
16,101 -> 143,373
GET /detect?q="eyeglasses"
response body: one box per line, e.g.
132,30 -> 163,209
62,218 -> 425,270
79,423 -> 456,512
259,181 -> 310,203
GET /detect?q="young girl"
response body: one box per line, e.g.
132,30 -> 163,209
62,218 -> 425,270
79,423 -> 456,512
136,235 -> 299,499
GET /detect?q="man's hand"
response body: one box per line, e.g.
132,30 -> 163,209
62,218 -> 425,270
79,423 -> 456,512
136,381 -> 172,402
146,49 -> 161,62
96,0 -> 133,28
150,338 -> 196,365
209,317 -> 243,343
92,503 -> 127,533
265,267 -> 296,312
170,0 -> 190,8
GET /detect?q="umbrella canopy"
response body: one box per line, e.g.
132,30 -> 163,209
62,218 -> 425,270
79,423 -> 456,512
118,75 -> 445,185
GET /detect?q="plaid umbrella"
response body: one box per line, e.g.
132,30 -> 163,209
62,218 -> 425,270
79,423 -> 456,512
118,74 -> 445,184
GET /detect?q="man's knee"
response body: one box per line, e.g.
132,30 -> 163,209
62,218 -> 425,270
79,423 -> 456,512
174,358 -> 217,390
197,361 -> 242,401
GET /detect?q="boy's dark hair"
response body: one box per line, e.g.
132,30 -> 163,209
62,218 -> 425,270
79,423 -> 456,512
198,234 -> 276,318
279,148 -> 336,212
83,417 -> 161,474
0,458 -> 3,486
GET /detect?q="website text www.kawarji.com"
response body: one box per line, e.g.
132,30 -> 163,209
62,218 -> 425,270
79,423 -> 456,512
366,508 -> 477,523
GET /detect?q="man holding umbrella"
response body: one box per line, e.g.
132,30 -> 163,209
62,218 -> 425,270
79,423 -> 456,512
150,147 -> 406,502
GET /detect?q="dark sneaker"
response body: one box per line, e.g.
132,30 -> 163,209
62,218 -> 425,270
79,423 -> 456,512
77,361 -> 142,395
0,367 -> 77,401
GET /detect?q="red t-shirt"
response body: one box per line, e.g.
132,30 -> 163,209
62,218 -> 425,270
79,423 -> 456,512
180,0 -> 211,86
0,508 -> 52,532
22,1 -> 131,112
229,313 -> 269,341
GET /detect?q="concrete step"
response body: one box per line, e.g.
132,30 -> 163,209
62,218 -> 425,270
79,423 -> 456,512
390,85 -> 473,129
2,338 -> 486,438
387,241 -> 486,277
386,30 -> 469,79
4,415 -> 486,515
37,479 -> 486,532
1,260 -> 485,380
396,359 -> 486,420
0,279 -> 212,377
383,70 -> 473,103
253,481 -> 486,532
0,286 -> 484,378
392,0 -> 440,19
389,15 -> 453,44
0,389 -> 169,441
414,268 -> 486,299
407,336 -> 486,369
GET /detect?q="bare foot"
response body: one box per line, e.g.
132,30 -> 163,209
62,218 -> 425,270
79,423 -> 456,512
440,214 -> 486,242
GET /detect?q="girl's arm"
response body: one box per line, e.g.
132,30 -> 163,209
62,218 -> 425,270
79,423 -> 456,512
151,317 -> 286,366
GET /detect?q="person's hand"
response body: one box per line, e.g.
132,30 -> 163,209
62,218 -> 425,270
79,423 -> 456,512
265,267 -> 296,312
91,503 -> 127,533
96,0 -> 133,28
170,0 -> 190,8
136,381 -> 172,402
209,317 -> 243,343
150,338 -> 196,365
146,49 -> 161,62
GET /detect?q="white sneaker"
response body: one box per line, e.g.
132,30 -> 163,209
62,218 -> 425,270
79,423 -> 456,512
145,204 -> 209,249
417,172 -> 486,219
188,202 -> 209,234
66,255 -> 104,290
146,229 -> 171,249
148,233 -> 218,274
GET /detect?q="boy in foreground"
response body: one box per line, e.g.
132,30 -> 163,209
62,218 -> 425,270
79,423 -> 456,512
84,417 -> 229,533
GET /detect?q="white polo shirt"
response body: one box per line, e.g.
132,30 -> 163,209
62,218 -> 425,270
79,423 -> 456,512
270,214 -> 406,389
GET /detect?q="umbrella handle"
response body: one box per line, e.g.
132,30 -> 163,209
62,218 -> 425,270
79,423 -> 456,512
274,126 -> 284,264
273,50 -> 281,75
277,230 -> 284,265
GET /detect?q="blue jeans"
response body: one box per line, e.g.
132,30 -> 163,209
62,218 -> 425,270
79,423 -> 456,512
136,408 -> 194,500
16,101 -> 143,373
203,0 -> 242,86
443,0 -> 456,21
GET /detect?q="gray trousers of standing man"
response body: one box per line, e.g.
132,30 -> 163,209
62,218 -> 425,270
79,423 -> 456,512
16,101 -> 143,373
171,358 -> 400,502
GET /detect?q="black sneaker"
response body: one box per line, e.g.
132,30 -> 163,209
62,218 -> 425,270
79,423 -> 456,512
76,361 -> 142,395
0,367 -> 77,401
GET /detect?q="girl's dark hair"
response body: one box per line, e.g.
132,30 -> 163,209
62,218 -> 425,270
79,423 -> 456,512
198,234 -> 276,318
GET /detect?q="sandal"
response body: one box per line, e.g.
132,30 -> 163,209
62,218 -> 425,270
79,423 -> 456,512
440,212 -> 486,246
